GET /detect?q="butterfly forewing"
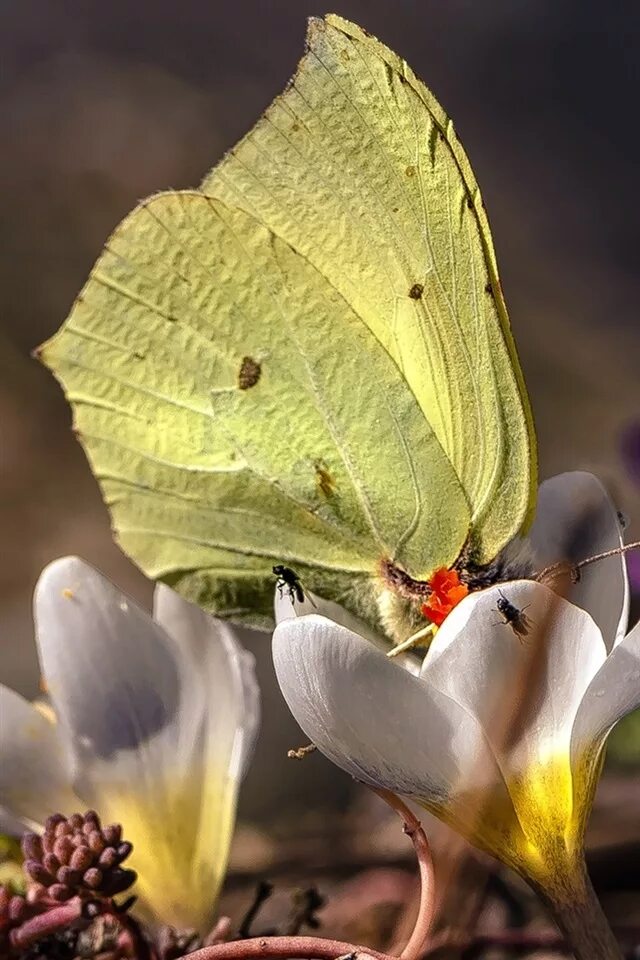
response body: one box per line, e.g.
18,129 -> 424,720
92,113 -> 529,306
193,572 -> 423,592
203,15 -> 536,562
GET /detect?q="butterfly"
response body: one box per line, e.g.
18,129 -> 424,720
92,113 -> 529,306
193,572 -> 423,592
40,15 -> 536,642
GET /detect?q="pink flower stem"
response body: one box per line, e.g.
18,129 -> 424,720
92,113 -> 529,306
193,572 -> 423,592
10,900 -> 84,950
372,788 -> 436,960
184,935 -> 393,960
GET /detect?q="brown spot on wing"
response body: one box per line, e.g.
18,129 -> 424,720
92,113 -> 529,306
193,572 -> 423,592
409,283 -> 424,300
314,461 -> 336,498
238,356 -> 261,390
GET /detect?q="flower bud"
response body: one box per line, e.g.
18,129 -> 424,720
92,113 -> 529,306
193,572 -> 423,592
21,811 -> 136,901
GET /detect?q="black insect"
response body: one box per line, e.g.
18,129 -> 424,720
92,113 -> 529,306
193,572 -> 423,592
273,565 -> 305,604
495,590 -> 532,641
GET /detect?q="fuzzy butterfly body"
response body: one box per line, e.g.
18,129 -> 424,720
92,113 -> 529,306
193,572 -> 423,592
40,15 -> 536,641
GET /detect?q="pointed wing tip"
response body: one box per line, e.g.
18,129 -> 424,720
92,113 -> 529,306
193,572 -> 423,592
308,14 -> 364,45
35,329 -> 64,372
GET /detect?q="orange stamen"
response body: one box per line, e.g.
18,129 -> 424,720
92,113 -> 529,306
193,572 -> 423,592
421,567 -> 469,627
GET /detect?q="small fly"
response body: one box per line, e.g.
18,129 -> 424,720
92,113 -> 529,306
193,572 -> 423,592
273,565 -> 306,605
495,590 -> 532,641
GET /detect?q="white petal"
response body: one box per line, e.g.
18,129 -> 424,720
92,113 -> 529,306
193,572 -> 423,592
423,581 -> 606,775
151,584 -> 260,926
0,685 -> 77,829
274,584 -> 318,622
528,472 -> 629,650
275,585 -> 376,641
34,557 -> 183,787
274,589 -> 421,676
34,557 -> 243,931
272,615 -> 507,801
572,616 -> 640,759
153,583 -> 260,781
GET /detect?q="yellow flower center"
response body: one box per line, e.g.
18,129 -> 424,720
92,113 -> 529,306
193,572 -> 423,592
419,747 -> 599,894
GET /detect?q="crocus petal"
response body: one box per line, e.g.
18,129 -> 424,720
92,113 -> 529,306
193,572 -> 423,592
272,614 -> 519,849
528,471 -> 628,649
152,584 -> 259,918
154,583 -> 260,779
0,685 -> 78,829
423,582 -> 606,777
274,586 -> 319,623
572,615 -> 640,760
34,556 -> 248,932
275,589 -> 421,675
422,581 -> 608,877
275,586 -> 379,643
34,557 -> 182,784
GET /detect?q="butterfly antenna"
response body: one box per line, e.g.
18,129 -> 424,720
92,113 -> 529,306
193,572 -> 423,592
537,539 -> 640,584
574,539 -> 640,570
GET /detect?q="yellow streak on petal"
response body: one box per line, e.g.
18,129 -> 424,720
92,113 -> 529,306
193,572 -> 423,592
503,754 -> 579,885
417,750 -> 596,894
98,766 -> 238,933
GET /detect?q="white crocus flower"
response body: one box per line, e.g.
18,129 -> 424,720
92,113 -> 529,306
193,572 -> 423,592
273,473 -> 630,956
0,557 -> 259,933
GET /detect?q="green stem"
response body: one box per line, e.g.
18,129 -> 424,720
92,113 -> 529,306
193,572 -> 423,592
536,861 -> 622,960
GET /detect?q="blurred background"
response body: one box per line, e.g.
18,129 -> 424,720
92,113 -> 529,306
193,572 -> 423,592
1,0 -> 640,947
